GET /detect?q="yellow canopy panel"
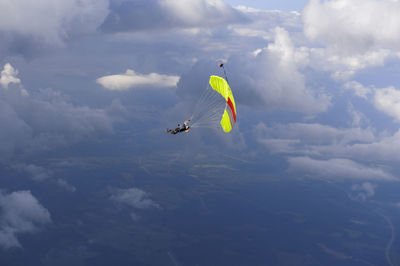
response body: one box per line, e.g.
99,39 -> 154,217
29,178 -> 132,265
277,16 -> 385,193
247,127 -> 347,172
209,75 -> 237,132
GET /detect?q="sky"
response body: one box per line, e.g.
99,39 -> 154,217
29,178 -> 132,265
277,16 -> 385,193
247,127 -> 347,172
2,0 -> 400,265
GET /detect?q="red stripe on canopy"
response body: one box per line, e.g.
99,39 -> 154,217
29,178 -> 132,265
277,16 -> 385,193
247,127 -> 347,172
227,97 -> 236,122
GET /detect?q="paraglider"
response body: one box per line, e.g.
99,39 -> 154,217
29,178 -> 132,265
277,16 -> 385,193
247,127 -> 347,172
166,119 -> 191,135
167,63 -> 236,134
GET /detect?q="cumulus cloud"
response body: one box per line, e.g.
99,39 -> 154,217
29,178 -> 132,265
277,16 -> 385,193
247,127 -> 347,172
318,49 -> 390,80
374,86 -> 400,121
111,188 -> 159,209
0,0 -> 109,47
288,157 -> 397,181
101,0 -> 246,33
0,63 -> 21,89
301,0 -> 396,80
0,63 -> 114,161
111,187 -> 159,221
96,69 -> 180,91
302,0 -> 400,53
0,190 -> 51,249
178,27 -> 330,114
232,27 -> 330,113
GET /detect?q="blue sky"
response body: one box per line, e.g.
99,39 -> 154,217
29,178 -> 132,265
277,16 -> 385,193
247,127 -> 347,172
1,0 -> 400,264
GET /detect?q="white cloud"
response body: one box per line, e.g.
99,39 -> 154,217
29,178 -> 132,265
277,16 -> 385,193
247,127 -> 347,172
101,0 -> 245,33
374,86 -> 400,121
343,129 -> 400,162
110,188 -> 159,209
301,0 -> 396,80
0,0 -> 109,46
0,63 -> 21,89
96,69 -> 180,91
0,190 -> 51,249
228,27 -> 330,113
302,0 -> 400,53
320,49 -> 389,80
288,157 -> 397,181
160,0 -> 240,27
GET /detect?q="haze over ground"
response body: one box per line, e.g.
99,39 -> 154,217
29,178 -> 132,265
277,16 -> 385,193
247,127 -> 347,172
1,0 -> 400,265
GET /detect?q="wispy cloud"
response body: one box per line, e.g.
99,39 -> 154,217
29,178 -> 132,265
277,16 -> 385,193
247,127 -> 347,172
351,182 -> 377,201
288,157 -> 397,181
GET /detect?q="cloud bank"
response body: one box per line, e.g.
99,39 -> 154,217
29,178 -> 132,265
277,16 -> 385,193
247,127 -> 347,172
255,121 -> 400,181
